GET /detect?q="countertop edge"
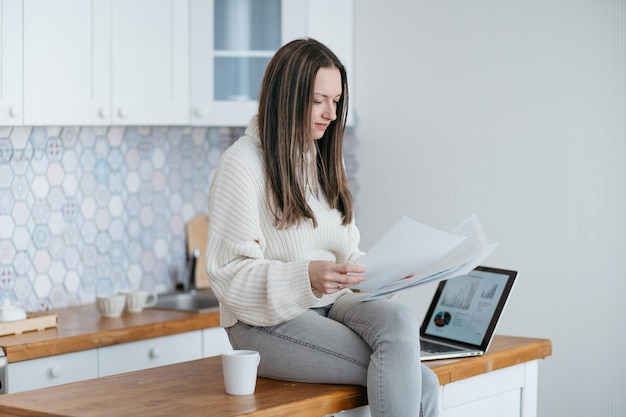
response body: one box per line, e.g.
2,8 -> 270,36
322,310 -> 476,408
1,308 -> 221,363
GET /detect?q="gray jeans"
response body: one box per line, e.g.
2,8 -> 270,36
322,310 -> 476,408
225,292 -> 440,417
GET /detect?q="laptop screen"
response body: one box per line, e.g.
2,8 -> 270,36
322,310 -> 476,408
421,266 -> 517,349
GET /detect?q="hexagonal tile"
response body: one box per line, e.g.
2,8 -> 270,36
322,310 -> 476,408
12,228 -> 31,253
96,255 -> 111,277
33,274 -> 52,298
139,205 -> 154,227
108,218 -> 125,241
45,163 -> 64,188
49,260 -> 67,285
0,266 -> 13,288
80,220 -> 98,244
82,245 -> 97,268
31,175 -> 50,199
47,186 -> 65,211
12,275 -> 32,301
32,224 -> 51,249
95,207 -> 111,230
49,285 -> 69,308
125,171 -> 141,193
153,238 -> 168,260
46,137 -> 63,161
48,211 -> 65,235
11,175 -> 29,200
127,241 -> 143,262
12,201 -> 29,225
81,197 -> 97,219
128,263 -> 143,288
95,231 -> 111,254
62,174 -> 79,197
108,127 -> 124,147
48,236 -> 66,260
64,223 -> 80,245
138,159 -> 153,181
31,200 -> 50,223
110,265 -> 126,289
94,135 -> 109,158
61,127 -> 79,148
0,240 -> 15,264
95,184 -> 110,206
33,249 -> 52,273
64,270 -> 81,293
63,246 -> 80,270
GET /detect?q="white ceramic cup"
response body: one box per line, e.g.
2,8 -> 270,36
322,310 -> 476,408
221,350 -> 261,395
96,294 -> 126,318
122,289 -> 158,313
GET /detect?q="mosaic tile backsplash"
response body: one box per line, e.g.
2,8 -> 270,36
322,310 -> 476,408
0,126 -> 358,312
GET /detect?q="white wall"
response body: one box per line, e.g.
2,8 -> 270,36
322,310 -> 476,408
353,1 -> 625,416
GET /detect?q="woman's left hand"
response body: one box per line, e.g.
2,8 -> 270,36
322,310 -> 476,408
308,261 -> 365,294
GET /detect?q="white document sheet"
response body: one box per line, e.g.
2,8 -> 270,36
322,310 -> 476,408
353,215 -> 497,300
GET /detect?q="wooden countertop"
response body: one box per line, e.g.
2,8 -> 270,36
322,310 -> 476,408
0,304 -> 220,363
0,335 -> 552,417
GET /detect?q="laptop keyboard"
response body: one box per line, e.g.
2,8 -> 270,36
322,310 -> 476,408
421,340 -> 460,353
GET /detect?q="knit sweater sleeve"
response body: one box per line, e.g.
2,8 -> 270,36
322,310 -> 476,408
206,136 -> 328,327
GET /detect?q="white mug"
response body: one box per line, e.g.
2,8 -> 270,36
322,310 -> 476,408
121,289 -> 158,313
96,294 -> 126,318
221,350 -> 261,395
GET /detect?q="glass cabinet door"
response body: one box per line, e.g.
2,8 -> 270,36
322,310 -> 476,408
190,0 -> 352,126
213,0 -> 281,101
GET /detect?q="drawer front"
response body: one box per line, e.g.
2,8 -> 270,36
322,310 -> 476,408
98,331 -> 202,377
442,362 -> 525,408
202,327 -> 232,357
441,388 -> 521,417
8,349 -> 98,393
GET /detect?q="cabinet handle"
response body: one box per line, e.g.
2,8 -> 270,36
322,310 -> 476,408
117,108 -> 127,118
193,106 -> 207,118
149,348 -> 160,359
98,108 -> 109,118
49,365 -> 62,378
8,106 -> 20,118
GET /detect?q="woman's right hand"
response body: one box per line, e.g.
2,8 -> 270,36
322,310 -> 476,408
308,261 -> 365,294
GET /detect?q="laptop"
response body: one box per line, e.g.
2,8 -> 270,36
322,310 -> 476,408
419,266 -> 517,361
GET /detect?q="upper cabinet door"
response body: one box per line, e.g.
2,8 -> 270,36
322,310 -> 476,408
0,0 -> 23,126
23,0 -> 111,126
190,0 -> 354,127
111,0 -> 189,126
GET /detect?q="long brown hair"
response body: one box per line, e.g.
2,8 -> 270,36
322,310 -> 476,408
258,38 -> 353,229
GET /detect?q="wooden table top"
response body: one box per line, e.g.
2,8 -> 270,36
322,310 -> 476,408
0,304 -> 220,363
0,335 -> 552,417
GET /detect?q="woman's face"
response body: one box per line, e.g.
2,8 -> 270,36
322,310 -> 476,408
310,67 -> 342,140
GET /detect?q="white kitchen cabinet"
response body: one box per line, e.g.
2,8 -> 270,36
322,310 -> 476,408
111,0 -> 189,125
98,331 -> 203,377
23,0 -> 111,126
23,0 -> 189,126
7,349 -> 98,394
202,327 -> 232,357
0,0 -> 23,126
327,361 -> 540,417
190,0 -> 354,126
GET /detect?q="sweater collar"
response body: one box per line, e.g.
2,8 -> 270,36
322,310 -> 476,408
245,115 -> 261,145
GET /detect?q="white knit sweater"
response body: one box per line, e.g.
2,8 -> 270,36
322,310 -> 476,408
206,117 -> 363,328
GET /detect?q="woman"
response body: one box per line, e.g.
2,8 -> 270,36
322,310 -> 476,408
206,38 -> 439,417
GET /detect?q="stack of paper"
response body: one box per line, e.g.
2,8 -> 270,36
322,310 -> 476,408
354,215 -> 497,301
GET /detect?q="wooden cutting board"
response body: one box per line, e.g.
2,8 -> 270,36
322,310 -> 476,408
186,213 -> 211,289
0,314 -> 58,337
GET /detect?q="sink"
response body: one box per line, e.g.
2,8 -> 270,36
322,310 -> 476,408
151,290 -> 220,313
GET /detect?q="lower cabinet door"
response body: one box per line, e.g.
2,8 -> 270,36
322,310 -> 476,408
8,349 -> 98,393
202,327 -> 232,357
98,331 -> 203,377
